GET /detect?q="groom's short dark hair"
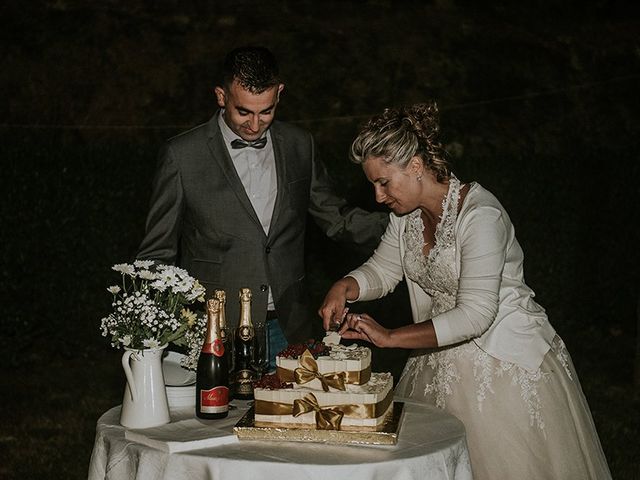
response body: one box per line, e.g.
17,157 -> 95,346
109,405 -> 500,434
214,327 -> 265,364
222,46 -> 281,94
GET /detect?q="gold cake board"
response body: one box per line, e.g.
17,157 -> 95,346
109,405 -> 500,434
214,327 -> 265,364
233,401 -> 404,445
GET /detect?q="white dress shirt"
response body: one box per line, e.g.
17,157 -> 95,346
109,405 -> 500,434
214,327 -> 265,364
218,112 -> 277,310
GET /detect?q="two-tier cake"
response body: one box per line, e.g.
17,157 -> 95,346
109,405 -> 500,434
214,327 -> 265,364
253,340 -> 394,431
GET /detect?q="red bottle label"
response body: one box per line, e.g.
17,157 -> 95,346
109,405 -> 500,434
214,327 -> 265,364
213,339 -> 224,357
202,339 -> 225,357
200,386 -> 229,413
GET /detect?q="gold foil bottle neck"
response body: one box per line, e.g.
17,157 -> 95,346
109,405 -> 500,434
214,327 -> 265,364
214,289 -> 226,304
204,298 -> 222,345
214,289 -> 227,330
237,287 -> 253,340
239,287 -> 252,303
207,298 -> 220,314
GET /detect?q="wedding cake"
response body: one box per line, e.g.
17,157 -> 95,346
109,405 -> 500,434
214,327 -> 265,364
253,340 -> 394,431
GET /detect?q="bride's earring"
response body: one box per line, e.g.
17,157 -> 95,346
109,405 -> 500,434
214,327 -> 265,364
417,174 -> 423,182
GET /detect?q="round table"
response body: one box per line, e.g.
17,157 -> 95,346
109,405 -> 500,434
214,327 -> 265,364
88,397 -> 473,480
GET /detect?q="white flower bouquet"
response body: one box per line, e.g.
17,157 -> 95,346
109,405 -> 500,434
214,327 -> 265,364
181,314 -> 208,370
100,260 -> 206,352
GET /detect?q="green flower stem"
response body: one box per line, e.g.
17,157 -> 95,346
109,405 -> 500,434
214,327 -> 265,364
165,324 -> 188,343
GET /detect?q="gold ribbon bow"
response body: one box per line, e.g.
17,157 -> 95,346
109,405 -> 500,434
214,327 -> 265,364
294,349 -> 346,392
292,393 -> 344,430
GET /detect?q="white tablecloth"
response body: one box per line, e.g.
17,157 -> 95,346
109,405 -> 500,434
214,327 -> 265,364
88,397 -> 473,480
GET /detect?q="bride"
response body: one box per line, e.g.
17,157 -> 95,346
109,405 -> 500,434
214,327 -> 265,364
319,103 -> 611,480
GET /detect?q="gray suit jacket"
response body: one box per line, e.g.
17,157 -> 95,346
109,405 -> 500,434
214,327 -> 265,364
137,113 -> 387,342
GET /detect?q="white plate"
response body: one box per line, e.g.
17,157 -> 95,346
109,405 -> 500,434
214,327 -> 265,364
162,351 -> 196,387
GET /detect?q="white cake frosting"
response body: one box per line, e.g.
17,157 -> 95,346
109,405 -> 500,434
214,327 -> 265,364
276,344 -> 372,391
254,372 -> 393,430
254,342 -> 394,431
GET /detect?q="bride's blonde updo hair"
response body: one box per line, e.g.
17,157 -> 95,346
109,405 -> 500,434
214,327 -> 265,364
350,102 -> 450,182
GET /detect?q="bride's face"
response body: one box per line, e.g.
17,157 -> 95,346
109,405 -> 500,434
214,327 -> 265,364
362,156 -> 421,215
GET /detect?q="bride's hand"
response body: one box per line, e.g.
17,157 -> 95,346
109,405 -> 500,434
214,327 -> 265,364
339,313 -> 392,348
318,278 -> 357,331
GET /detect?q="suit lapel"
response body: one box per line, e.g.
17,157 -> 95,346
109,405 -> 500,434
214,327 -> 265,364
268,122 -> 288,237
206,115 -> 265,234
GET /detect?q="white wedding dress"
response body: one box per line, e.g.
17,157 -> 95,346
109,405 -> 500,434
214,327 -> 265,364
394,176 -> 611,480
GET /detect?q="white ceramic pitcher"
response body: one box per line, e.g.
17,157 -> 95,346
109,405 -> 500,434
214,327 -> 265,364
120,344 -> 171,429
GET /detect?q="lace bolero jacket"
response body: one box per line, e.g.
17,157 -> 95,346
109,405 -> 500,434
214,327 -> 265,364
347,182 -> 557,373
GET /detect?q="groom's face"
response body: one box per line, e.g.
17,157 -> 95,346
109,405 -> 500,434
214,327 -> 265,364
215,79 -> 284,141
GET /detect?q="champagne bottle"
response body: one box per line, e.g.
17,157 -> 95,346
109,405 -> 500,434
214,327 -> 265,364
232,288 -> 256,400
196,298 -> 229,419
214,289 -> 234,377
213,290 -> 230,346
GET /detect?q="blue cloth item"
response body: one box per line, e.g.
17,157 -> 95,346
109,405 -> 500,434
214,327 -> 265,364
267,317 -> 288,371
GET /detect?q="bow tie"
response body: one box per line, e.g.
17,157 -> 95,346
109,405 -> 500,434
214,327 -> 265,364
231,137 -> 268,149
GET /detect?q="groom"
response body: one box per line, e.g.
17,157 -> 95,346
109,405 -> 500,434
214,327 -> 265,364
137,46 -> 387,364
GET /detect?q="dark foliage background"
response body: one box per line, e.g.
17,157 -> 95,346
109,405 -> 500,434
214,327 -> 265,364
1,1 -> 639,478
